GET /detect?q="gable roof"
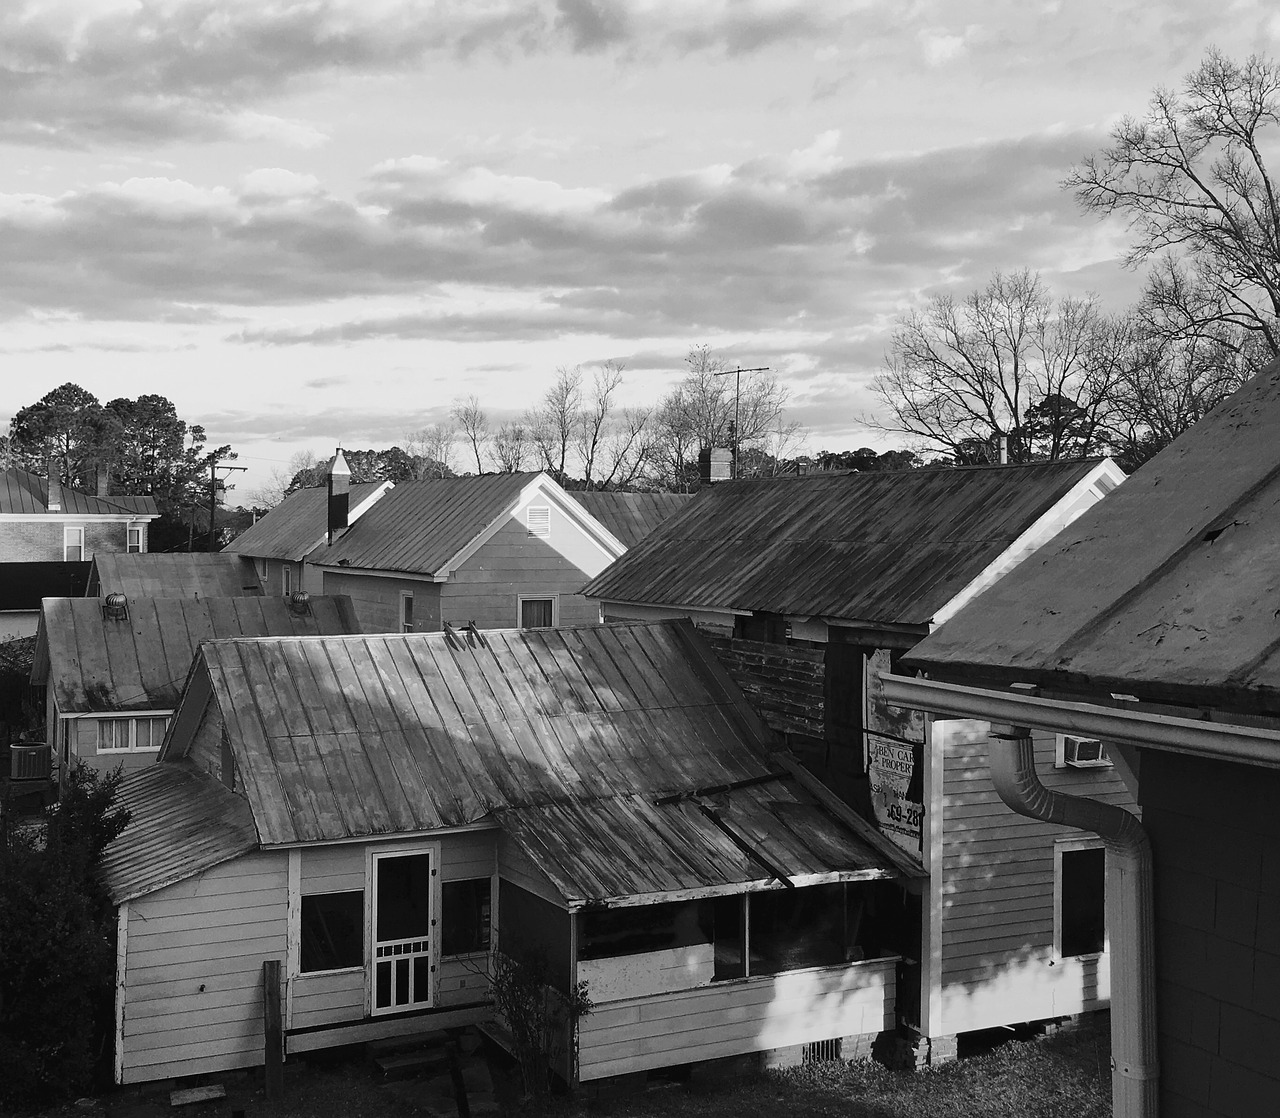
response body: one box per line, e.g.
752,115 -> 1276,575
310,472 -> 621,578
0,468 -> 158,517
88,553 -> 265,599
33,594 -> 364,712
100,761 -> 259,905
584,460 -> 1118,627
905,359 -> 1280,713
151,619 -> 917,904
567,491 -> 694,548
222,481 -> 388,562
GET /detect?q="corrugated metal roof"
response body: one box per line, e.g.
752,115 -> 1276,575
585,460 -> 1108,626
311,473 -> 539,575
88,553 -> 265,598
100,761 -> 259,904
222,482 -> 386,561
568,492 -> 694,548
37,594 -> 364,712
0,468 -> 159,517
906,359 -> 1280,712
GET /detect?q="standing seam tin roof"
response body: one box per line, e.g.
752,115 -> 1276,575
0,468 -> 159,516
584,460 -> 1108,625
88,553 -> 265,598
568,492 -> 694,548
223,481 -> 386,561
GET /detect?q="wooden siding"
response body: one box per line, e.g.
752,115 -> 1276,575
498,832 -> 567,905
67,716 -> 160,778
935,719 -> 1135,1034
701,634 -> 825,738
320,571 -> 441,634
289,832 -> 497,1032
578,958 -> 896,1080
120,850 -> 288,1084
442,517 -> 602,629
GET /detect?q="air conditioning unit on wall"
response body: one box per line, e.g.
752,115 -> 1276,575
1060,734 -> 1110,768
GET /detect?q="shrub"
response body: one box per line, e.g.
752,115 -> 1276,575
0,763 -> 130,1107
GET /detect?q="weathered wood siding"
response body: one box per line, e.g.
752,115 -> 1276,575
578,958 -> 897,1080
1140,749 -> 1280,1117
119,850 -> 288,1084
600,600 -> 737,636
441,517 -> 604,630
320,571 -> 441,634
67,716 -> 160,777
290,831 -> 497,1032
701,634 -> 824,738
935,719 -> 1135,1035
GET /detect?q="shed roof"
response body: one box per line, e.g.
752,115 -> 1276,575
34,594 -> 364,712
584,460 -> 1111,626
155,619 -> 916,904
0,468 -> 158,517
905,359 -> 1280,713
222,481 -> 387,561
567,491 -> 693,548
88,553 -> 265,598
311,472 -> 556,576
100,761 -> 259,904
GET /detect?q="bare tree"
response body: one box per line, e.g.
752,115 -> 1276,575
246,449 -> 318,508
594,405 -> 655,489
404,424 -> 456,478
526,367 -> 582,480
493,422 -> 531,472
576,362 -> 623,488
873,270 -> 1131,463
1067,48 -> 1280,357
450,396 -> 489,473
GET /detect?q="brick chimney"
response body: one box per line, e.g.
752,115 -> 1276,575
46,457 -> 62,512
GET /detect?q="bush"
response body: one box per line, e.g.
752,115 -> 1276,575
0,763 -> 130,1107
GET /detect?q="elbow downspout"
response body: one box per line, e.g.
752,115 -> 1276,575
989,725 -> 1157,1118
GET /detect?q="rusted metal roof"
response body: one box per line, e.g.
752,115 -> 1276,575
223,481 -> 386,561
34,594 -> 364,712
568,492 -> 693,548
175,620 -> 915,899
310,473 -> 538,576
906,359 -> 1280,713
585,460 -> 1110,626
0,468 -> 158,517
100,761 -> 259,904
88,553 -> 265,598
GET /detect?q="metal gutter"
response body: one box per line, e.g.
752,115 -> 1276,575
879,673 -> 1280,768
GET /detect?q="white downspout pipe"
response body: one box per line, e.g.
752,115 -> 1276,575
989,724 -> 1157,1118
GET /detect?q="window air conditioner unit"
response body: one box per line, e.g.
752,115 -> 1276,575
1062,735 -> 1110,768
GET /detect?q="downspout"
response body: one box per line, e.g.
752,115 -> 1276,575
989,723 -> 1157,1118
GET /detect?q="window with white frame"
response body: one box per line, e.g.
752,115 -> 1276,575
283,563 -> 292,596
64,526 -> 85,561
127,525 -> 142,553
527,505 -> 551,538
1055,840 -> 1106,958
519,596 -> 555,629
400,591 -> 415,633
96,715 -> 170,753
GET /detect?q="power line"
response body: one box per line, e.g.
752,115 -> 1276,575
713,365 -> 769,479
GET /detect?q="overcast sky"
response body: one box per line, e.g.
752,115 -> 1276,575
3,1 -> 1278,495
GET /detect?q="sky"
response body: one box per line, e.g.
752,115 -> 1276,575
2,0 -> 1279,499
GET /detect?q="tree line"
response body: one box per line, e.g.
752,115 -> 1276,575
874,49 -> 1279,471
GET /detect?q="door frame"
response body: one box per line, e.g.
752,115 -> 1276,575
366,842 -> 442,1016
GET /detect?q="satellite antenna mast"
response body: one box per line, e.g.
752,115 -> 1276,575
713,365 -> 769,478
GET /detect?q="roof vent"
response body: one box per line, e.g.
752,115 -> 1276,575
103,593 -> 129,621
288,590 -> 311,614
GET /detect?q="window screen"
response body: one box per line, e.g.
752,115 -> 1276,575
520,598 -> 554,629
301,892 -> 364,972
1060,846 -> 1106,957
442,878 -> 492,956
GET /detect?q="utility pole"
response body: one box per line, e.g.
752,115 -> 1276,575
207,456 -> 246,551
713,365 -> 769,478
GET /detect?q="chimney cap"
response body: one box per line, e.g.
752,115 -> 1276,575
329,448 -> 351,478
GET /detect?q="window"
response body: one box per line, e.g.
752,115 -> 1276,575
400,591 -> 415,633
301,892 -> 364,973
127,525 -> 142,553
442,878 -> 492,956
282,564 -> 292,596
97,716 -> 169,753
64,526 -> 84,561
527,505 -> 551,538
580,900 -> 709,961
1056,734 -> 1111,768
519,596 -> 555,629
1057,842 -> 1106,958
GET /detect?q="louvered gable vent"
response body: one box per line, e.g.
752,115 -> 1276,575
527,505 -> 551,538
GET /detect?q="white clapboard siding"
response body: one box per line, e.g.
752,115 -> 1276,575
291,969 -> 365,1031
438,954 -> 491,1004
300,831 -> 497,894
121,851 -> 288,1083
936,721 -> 1136,1035
497,832 -> 565,904
578,959 -> 896,1081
